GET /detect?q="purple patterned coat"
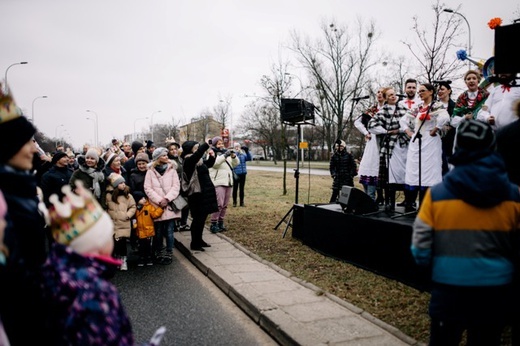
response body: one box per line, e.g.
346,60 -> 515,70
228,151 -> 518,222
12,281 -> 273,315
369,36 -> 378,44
41,243 -> 134,345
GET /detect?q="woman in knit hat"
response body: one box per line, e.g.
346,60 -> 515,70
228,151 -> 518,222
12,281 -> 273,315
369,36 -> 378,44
70,147 -> 107,208
103,149 -> 127,183
105,173 -> 136,270
42,182 -> 134,344
208,136 -> 239,233
144,147 -> 181,264
181,140 -> 218,251
0,85 -> 51,344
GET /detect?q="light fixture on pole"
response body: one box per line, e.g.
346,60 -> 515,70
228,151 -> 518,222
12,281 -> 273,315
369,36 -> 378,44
443,8 -> 472,69
86,110 -> 99,146
3,61 -> 28,92
150,110 -> 162,142
55,124 -> 64,148
134,117 -> 149,142
31,95 -> 48,125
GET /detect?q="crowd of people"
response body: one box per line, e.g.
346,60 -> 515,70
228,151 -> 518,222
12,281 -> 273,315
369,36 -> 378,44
0,82 -> 254,345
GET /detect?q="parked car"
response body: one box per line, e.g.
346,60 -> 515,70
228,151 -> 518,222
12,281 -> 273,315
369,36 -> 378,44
252,154 -> 265,161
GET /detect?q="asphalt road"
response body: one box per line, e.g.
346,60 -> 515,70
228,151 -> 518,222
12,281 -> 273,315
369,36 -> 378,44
112,250 -> 277,346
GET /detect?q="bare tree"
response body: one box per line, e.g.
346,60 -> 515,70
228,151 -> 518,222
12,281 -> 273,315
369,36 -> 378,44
213,95 -> 233,146
402,0 -> 465,83
238,101 -> 284,162
290,18 -> 379,154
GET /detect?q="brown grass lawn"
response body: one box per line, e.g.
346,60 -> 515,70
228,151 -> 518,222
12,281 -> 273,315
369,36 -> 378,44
220,169 -> 431,343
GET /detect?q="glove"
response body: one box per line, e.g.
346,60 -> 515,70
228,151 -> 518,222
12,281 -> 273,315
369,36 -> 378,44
335,139 -> 342,145
224,150 -> 231,158
241,146 -> 249,153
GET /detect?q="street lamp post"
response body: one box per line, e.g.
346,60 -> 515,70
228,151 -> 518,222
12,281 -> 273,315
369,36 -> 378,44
86,117 -> 96,146
31,95 -> 48,125
86,110 -> 99,146
3,61 -> 28,92
55,124 -> 64,148
134,117 -> 149,142
443,8 -> 472,69
285,72 -> 306,164
150,110 -> 162,142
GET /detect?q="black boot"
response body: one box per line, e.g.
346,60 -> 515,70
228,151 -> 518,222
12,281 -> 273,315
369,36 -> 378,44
405,189 -> 418,213
218,221 -> 227,232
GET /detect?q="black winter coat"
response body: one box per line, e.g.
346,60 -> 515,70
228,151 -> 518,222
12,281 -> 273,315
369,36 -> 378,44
129,168 -> 147,202
40,165 -> 73,206
183,142 -> 218,216
0,164 -> 50,344
329,149 -> 357,190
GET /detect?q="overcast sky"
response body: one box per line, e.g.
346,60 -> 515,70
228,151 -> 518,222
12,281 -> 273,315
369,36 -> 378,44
1,0 -> 517,149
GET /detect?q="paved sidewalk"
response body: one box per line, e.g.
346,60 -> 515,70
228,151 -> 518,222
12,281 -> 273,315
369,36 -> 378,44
174,229 -> 422,346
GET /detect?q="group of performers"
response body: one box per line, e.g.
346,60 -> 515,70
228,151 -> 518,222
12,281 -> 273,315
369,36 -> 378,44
355,70 -> 520,213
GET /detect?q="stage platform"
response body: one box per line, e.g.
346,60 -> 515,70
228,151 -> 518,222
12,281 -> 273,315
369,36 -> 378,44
291,203 -> 431,292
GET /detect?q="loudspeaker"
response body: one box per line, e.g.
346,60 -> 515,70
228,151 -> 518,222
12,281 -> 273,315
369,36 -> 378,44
494,23 -> 520,74
338,186 -> 379,215
280,98 -> 315,124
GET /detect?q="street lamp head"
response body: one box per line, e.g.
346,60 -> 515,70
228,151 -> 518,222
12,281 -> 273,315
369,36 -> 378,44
443,8 -> 454,13
20,62 -> 28,65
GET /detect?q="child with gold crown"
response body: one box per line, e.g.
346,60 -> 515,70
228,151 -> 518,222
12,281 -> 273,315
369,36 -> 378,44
41,181 -> 135,344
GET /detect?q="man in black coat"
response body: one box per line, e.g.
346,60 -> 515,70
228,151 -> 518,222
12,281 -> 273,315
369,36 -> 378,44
40,151 -> 73,206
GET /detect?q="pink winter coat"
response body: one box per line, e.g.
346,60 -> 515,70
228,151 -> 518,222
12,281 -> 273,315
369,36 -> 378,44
144,162 -> 181,221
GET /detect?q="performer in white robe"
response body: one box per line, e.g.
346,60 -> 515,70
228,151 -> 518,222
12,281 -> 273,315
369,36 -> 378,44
368,88 -> 409,211
354,88 -> 386,201
400,83 -> 450,211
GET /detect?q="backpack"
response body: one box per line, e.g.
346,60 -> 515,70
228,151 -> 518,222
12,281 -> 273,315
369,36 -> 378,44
181,165 -> 201,197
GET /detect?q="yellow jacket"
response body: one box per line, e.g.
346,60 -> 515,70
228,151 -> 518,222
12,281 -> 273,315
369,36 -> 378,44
135,200 -> 163,239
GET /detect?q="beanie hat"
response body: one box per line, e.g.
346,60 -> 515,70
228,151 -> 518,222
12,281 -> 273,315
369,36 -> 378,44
152,147 -> 168,161
49,182 -> 114,255
211,136 -> 222,146
51,151 -> 69,165
85,148 -> 99,163
0,86 -> 37,163
104,152 -> 117,167
146,140 -> 155,149
131,141 -> 143,155
455,120 -> 496,152
181,141 -> 198,158
135,152 -> 149,164
108,173 -> 125,188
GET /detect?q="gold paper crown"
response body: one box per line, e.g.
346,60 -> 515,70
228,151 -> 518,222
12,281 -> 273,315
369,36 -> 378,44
49,182 -> 105,245
0,83 -> 23,124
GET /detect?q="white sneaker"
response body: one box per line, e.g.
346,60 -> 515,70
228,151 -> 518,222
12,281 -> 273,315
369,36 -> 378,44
120,257 -> 128,271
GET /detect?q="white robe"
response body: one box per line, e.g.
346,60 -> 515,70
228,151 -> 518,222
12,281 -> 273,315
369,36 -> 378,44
400,102 -> 450,187
355,114 -> 379,178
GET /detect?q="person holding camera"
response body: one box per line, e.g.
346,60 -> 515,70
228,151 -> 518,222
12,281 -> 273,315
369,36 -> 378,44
329,139 -> 357,203
209,136 -> 239,233
232,142 -> 252,207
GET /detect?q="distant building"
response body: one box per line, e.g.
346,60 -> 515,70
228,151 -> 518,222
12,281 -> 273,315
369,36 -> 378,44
178,115 -> 222,143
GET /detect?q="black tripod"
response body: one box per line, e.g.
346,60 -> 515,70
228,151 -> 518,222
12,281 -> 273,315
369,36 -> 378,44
274,123 -> 303,238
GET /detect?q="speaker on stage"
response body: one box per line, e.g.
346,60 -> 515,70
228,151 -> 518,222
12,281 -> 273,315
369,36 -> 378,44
494,23 -> 520,74
338,186 -> 379,215
280,98 -> 315,124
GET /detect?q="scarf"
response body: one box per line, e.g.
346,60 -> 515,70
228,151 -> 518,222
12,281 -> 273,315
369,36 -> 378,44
78,165 -> 104,198
453,87 -> 489,119
368,103 -> 409,158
